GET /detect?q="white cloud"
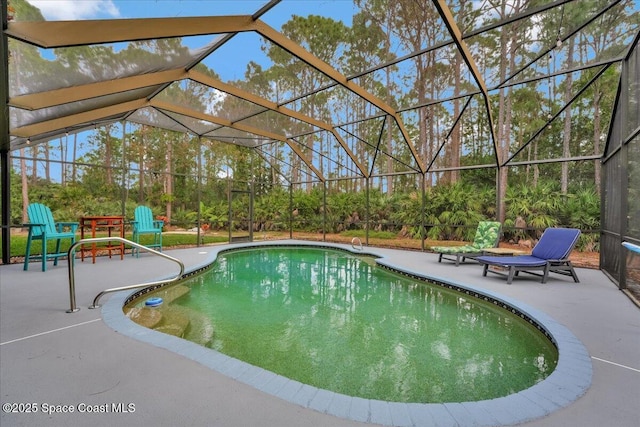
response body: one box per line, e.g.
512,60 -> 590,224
27,1 -> 120,21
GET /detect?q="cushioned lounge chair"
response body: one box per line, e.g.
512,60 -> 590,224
431,221 -> 502,266
476,227 -> 581,284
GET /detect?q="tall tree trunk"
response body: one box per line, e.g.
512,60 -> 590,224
593,92 -> 602,195
165,133 -> 173,222
20,149 -> 29,225
139,127 -> 146,202
385,70 -> 393,195
385,5 -> 394,195
561,37 -> 575,195
72,133 -> 77,182
496,10 -> 509,223
447,0 -> 474,185
421,52 -> 435,189
427,54 -> 436,177
305,101 -> 315,194
272,143 -> 278,186
30,146 -> 37,186
496,0 -> 527,222
419,105 -> 429,190
526,127 -> 531,182
44,143 -> 50,182
105,125 -> 113,186
533,140 -> 539,186
449,50 -> 462,184
60,137 -> 65,185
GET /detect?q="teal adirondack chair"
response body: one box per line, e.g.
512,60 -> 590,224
131,206 -> 163,257
23,203 -> 79,271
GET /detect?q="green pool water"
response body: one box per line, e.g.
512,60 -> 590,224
134,246 -> 558,403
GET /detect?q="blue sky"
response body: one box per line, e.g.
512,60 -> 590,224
25,1 -> 357,27
18,1 -> 361,176
25,1 -> 359,81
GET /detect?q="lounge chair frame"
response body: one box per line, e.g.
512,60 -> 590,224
481,258 -> 580,284
433,221 -> 502,266
477,228 -> 581,284
438,252 -> 475,266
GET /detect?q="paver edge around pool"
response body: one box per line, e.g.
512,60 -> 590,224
100,241 -> 592,427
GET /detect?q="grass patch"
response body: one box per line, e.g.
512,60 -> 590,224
3,232 -> 229,258
341,229 -> 398,240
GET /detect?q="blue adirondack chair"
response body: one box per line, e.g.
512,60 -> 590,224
23,203 -> 79,271
131,206 -> 163,257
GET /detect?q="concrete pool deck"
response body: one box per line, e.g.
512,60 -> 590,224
1,240 -> 639,427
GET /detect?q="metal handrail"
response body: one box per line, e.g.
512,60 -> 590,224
351,237 -> 363,251
66,237 -> 185,313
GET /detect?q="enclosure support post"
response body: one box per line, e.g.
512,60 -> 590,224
1,2 -> 11,265
196,136 -> 202,246
120,121 -> 127,219
249,180 -> 254,242
322,180 -> 326,242
619,129 -> 628,290
227,173 -> 232,242
421,174 -> 426,252
618,57 -> 629,290
289,183 -> 293,239
495,168 -> 502,223
0,149 -> 9,265
365,177 -> 370,247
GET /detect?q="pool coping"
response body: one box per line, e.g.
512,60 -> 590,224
101,241 -> 592,427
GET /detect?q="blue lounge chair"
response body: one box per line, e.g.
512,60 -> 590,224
476,227 -> 581,284
131,206 -> 163,257
431,221 -> 502,266
23,203 -> 79,271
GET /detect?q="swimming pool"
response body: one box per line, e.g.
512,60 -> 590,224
107,242 -> 591,426
125,246 -> 557,403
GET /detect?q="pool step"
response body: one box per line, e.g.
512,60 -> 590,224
182,308 -> 215,347
153,306 -> 191,337
159,285 -> 190,303
124,285 -> 214,345
125,306 -> 163,329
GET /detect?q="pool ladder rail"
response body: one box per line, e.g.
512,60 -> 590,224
66,237 -> 185,313
351,237 -> 363,251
